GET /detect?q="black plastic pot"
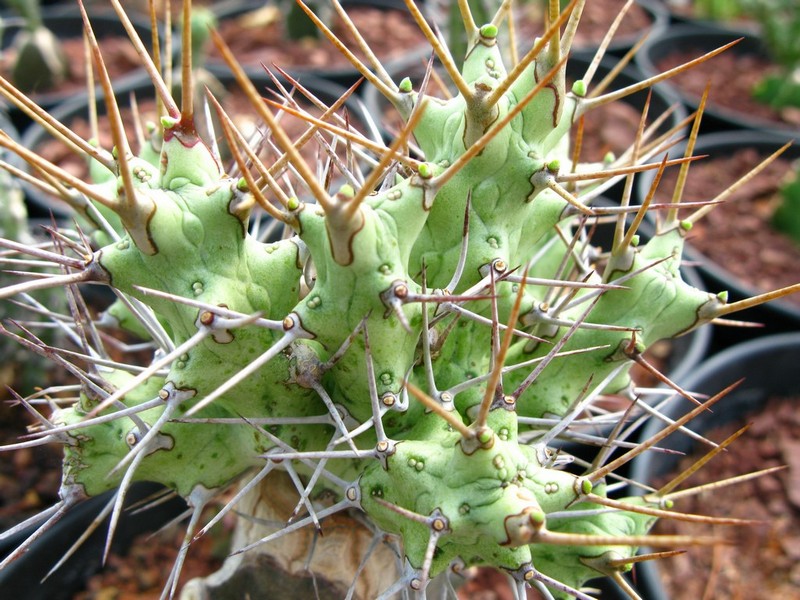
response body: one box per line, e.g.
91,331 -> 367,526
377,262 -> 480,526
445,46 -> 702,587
634,129 -> 800,326
0,483 -> 188,600
634,23 -> 800,141
629,331 -> 800,600
0,5 -> 165,132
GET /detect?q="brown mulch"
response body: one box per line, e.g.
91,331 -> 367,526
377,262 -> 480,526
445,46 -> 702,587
0,36 -> 143,100
0,399 -> 64,532
210,5 -> 427,72
654,147 -> 800,306
516,0 -> 655,52
654,395 -> 800,598
655,49 -> 800,128
74,519 -> 229,600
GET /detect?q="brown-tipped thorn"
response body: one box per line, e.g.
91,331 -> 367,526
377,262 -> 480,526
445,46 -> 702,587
557,155 -> 704,183
588,379 -> 743,483
78,1 -> 148,239
0,76 -> 114,171
612,88 -> 651,251
664,465 -> 788,503
617,154 -> 667,254
666,83 -> 710,224
626,346 -> 703,406
209,28 -> 334,213
0,134 -> 115,212
209,94 -> 291,225
581,38 -> 744,114
657,423 -> 751,496
107,0 -> 178,118
486,0 -> 579,108
294,0 -> 396,100
535,527 -> 728,549
401,0 -> 472,103
347,100 -> 427,221
710,283 -> 800,318
474,263 -> 529,430
607,550 -> 686,570
547,178 -> 595,216
585,493 -> 760,526
180,0 -> 193,122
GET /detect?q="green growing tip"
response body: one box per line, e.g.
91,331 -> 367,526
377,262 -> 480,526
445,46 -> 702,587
287,196 -> 300,211
572,80 -> 587,97
399,77 -> 413,93
477,429 -> 493,444
680,220 -> 693,231
161,115 -> 180,130
479,24 -> 498,39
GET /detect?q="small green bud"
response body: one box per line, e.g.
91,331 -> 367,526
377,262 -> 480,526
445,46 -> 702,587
418,163 -> 433,179
546,159 -> 560,172
630,234 -> 640,247
717,290 -> 729,303
680,220 -> 693,231
479,24 -> 498,39
603,151 -> 615,164
338,183 -> 355,198
287,196 -> 300,211
572,80 -> 587,97
664,499 -> 674,509
236,177 -> 248,191
399,77 -> 413,93
477,429 -> 493,445
160,115 -> 180,130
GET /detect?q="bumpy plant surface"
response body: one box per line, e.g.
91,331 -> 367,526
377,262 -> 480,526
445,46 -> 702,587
0,1 -> 796,598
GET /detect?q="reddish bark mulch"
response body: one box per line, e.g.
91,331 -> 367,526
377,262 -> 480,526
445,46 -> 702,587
0,36 -> 143,100
654,395 -> 800,598
211,5 -> 427,72
655,49 -> 800,128
516,0 -> 655,52
654,147 -> 800,306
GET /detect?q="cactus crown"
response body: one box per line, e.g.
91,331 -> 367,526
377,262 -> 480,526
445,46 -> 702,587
0,1 -> 796,598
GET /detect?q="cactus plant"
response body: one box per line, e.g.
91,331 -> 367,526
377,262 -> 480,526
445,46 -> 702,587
0,1 -> 798,598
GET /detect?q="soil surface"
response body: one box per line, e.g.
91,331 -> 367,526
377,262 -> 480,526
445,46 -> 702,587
653,147 -> 800,306
0,35 -> 143,101
655,49 -> 800,128
210,4 -> 427,73
0,398 -> 64,533
516,0 -> 655,52
653,395 -> 800,598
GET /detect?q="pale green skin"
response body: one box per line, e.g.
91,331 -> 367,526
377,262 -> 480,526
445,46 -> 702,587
28,14 -> 726,600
